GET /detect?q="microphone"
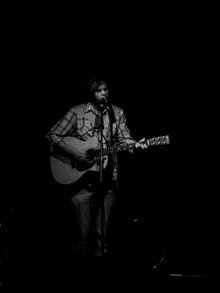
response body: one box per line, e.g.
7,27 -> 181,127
98,98 -> 108,112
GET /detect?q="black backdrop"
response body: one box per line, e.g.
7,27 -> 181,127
1,15 -> 211,279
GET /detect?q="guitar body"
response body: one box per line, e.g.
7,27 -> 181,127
50,135 -> 170,185
50,136 -> 108,184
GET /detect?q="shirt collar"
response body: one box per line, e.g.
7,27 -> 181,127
85,102 -> 109,115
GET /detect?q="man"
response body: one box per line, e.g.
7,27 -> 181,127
46,76 -> 147,256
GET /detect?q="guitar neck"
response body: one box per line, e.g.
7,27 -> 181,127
95,135 -> 170,157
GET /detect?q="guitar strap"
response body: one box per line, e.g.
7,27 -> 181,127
107,104 -> 116,145
107,105 -> 118,187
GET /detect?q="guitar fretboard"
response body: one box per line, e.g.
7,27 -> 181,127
94,135 -> 169,157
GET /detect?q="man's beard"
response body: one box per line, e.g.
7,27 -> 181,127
94,98 -> 108,111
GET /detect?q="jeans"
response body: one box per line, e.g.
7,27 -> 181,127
71,187 -> 116,256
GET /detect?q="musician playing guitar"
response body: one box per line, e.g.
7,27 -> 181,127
46,76 -> 168,257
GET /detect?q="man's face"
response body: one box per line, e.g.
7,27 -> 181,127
94,83 -> 109,108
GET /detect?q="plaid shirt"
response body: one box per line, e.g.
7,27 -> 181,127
46,102 -> 135,183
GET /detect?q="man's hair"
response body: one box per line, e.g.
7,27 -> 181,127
87,76 -> 108,93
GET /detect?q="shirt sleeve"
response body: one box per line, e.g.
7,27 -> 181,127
116,109 -> 136,145
46,108 -> 77,149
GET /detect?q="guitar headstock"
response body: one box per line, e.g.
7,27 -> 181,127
147,135 -> 170,146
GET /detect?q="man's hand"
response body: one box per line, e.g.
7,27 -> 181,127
75,149 -> 95,164
135,137 -> 148,149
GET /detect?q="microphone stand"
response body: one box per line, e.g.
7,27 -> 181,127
97,102 -> 115,256
98,109 -> 105,256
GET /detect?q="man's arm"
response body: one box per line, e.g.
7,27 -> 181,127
46,108 -> 94,163
116,108 -> 147,150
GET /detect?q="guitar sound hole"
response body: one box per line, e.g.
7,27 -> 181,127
87,149 -> 96,161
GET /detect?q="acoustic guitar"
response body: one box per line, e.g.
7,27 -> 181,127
50,135 -> 170,184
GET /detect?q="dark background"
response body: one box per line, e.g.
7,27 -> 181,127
1,8 -> 212,284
